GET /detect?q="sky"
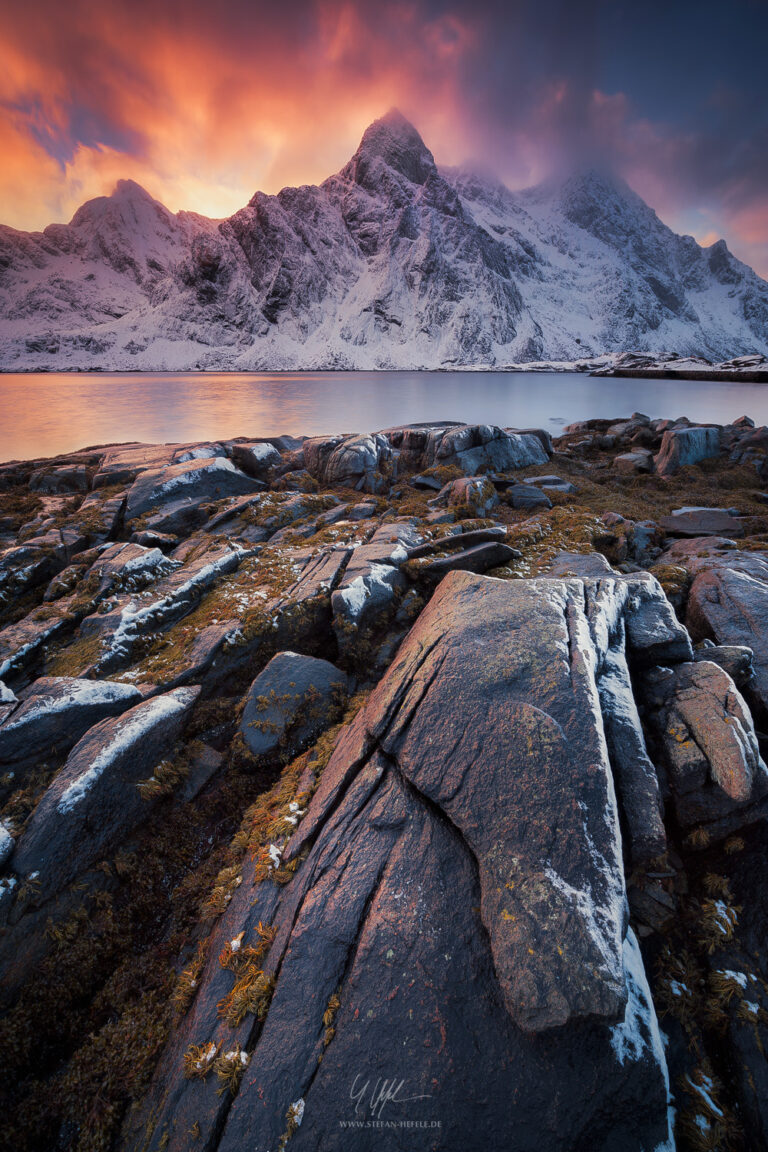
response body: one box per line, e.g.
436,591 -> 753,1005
1,0 -> 768,274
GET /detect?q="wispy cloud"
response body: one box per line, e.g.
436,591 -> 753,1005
1,0 -> 767,276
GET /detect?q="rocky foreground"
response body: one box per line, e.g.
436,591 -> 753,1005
2,416 -> 768,1151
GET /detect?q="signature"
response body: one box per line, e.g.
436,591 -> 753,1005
350,1074 -> 432,1120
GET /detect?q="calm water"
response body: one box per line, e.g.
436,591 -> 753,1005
2,370 -> 768,463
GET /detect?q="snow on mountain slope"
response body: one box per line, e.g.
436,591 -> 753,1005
450,165 -> 768,362
1,110 -> 767,370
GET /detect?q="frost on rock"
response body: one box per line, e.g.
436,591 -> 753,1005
0,821 -> 14,868
287,1099 -> 305,1127
57,691 -> 193,814
611,931 -> 675,1151
10,685 -> 199,900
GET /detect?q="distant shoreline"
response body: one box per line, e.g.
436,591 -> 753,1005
594,366 -> 768,384
1,364 -> 767,383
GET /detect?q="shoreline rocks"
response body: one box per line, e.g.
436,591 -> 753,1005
1,416 -> 768,1152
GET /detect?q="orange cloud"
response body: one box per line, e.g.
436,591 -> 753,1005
0,0 -> 479,228
1,0 -> 767,282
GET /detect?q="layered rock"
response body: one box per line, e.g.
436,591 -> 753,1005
8,686 -> 199,902
655,426 -> 721,476
642,660 -> 768,838
682,548 -> 768,721
2,422 -> 768,1151
0,676 -> 141,777
126,456 -> 263,532
125,571 -> 677,1152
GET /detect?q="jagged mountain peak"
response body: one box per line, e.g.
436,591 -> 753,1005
339,108 -> 437,188
2,111 -> 768,369
68,178 -> 169,231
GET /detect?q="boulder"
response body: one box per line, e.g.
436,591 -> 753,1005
86,541 -> 176,596
522,474 -> 577,494
694,641 -> 754,688
434,476 -> 499,516
621,571 -> 694,665
303,433 -> 391,491
128,571 -> 673,1152
614,450 -> 653,475
422,423 -> 550,474
655,426 -> 720,476
230,441 -> 282,480
94,443 -> 224,488
408,472 -> 443,491
29,464 -> 91,493
329,521 -> 424,663
205,492 -> 329,544
546,550 -> 615,577
129,529 -> 178,550
686,553 -> 768,720
0,677 -> 141,774
0,603 -> 72,684
10,686 -> 200,899
0,543 -> 59,598
642,661 -> 768,835
74,490 -> 126,543
598,646 -> 666,866
75,541 -> 247,673
507,483 -> 552,510
125,457 -> 262,525
412,540 -> 521,580
240,652 -> 348,759
660,507 -> 744,537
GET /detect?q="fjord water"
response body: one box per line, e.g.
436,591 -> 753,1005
2,370 -> 768,462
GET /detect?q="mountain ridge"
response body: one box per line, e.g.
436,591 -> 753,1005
1,110 -> 767,370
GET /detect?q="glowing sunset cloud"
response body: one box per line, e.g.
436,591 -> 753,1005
1,0 -> 767,274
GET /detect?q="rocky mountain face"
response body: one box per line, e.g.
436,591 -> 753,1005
2,412 -> 768,1149
1,109 -> 767,370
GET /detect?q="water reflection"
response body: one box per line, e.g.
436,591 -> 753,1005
1,370 -> 767,462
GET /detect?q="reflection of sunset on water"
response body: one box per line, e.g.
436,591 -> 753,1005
2,370 -> 767,462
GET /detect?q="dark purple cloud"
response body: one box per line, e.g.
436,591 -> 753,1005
0,0 -> 766,272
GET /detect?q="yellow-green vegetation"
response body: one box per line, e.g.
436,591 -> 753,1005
697,895 -> 740,955
649,858 -> 768,1151
489,508 -> 606,578
218,967 -> 275,1029
240,492 -> 335,530
276,1099 -> 306,1151
0,750 -> 268,1152
201,863 -> 244,918
215,919 -> 278,1035
0,485 -> 44,531
1,760 -> 60,837
171,938 -> 209,1018
44,632 -> 104,678
213,1046 -> 249,1095
245,681 -> 348,763
183,1040 -> 219,1080
649,563 -> 690,607
322,989 -> 341,1047
677,1062 -> 740,1152
111,546 -> 326,688
136,739 -> 208,801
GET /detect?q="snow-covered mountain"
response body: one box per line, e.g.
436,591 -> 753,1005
1,109 -> 767,370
